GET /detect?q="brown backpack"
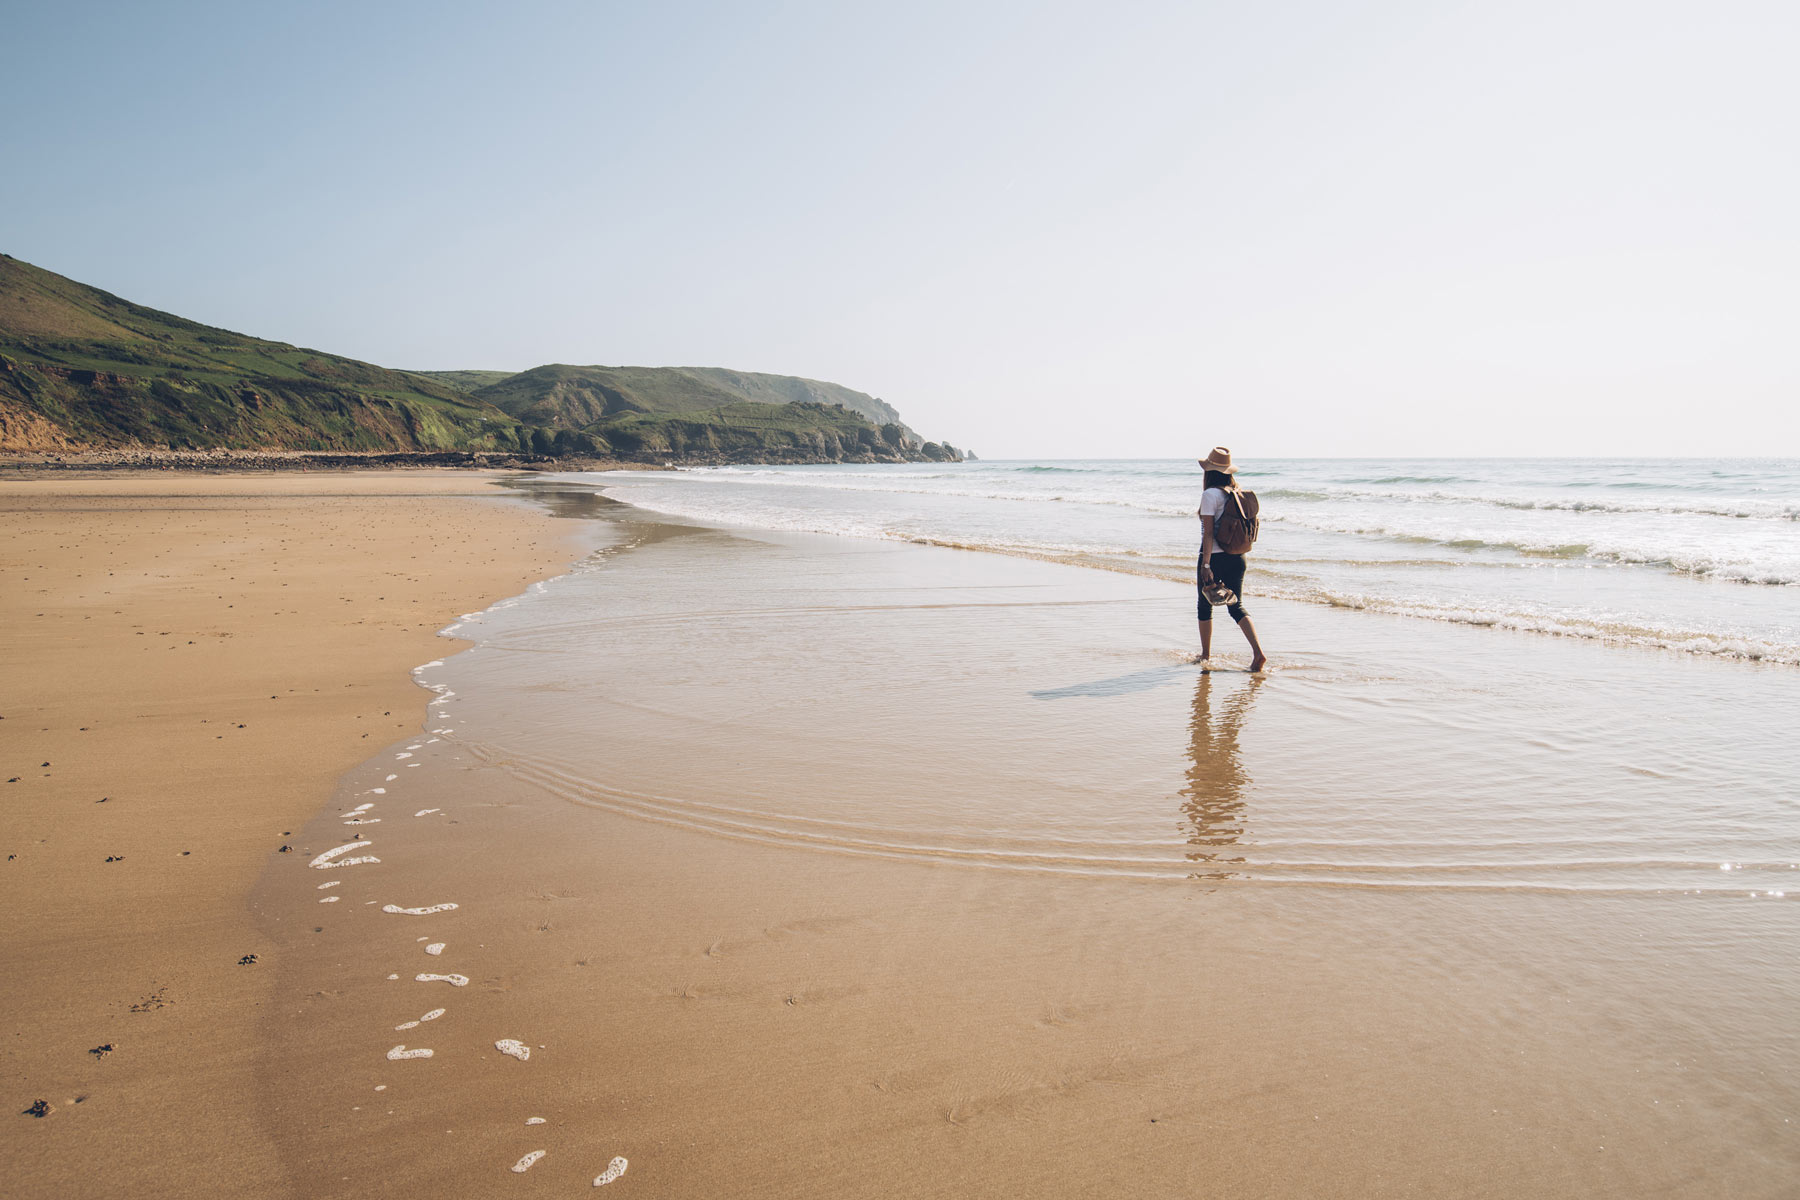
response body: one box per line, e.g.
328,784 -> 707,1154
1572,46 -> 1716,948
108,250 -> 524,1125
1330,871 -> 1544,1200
1212,487 -> 1260,554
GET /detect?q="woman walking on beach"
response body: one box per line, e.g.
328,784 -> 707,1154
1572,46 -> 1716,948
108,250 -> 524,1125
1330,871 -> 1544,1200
1197,446 -> 1269,672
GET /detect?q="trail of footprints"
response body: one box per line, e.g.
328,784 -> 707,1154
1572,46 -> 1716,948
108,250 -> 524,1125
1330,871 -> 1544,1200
303,695 -> 629,1188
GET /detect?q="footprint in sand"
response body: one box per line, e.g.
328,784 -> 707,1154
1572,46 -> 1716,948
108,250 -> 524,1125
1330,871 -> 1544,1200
494,1039 -> 530,1061
417,973 -> 469,987
386,1045 -> 433,1060
510,1151 -> 546,1174
383,902 -> 457,916
593,1157 -> 628,1186
311,843 -> 379,870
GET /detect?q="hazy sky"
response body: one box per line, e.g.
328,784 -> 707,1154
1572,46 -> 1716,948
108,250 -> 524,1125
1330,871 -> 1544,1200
5,0 -> 1796,457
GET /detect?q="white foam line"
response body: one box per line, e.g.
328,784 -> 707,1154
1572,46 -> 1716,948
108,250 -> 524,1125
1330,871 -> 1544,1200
425,943 -> 445,955
317,881 -> 341,890
320,896 -> 340,903
343,818 -> 380,825
494,1039 -> 530,1061
593,1158 -> 628,1186
311,843 -> 379,870
407,745 -> 422,750
395,753 -> 413,761
395,1020 -> 419,1030
511,1151 -> 546,1174
414,809 -> 441,817
384,902 -> 457,915
421,1007 -> 445,1021
352,803 -> 375,813
526,1117 -> 546,1126
386,774 -> 398,781
386,1045 -> 433,1060
407,763 -> 421,768
418,973 -> 469,987
371,788 -> 386,794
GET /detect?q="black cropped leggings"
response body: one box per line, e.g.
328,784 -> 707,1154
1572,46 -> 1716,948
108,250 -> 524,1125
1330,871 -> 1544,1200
1197,552 -> 1249,623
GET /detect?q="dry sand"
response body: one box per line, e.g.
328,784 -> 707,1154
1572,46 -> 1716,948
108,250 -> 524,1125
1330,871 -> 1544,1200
0,472 -> 578,1198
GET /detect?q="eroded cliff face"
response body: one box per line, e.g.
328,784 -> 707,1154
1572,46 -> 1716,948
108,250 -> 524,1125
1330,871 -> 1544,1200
0,395 -> 78,453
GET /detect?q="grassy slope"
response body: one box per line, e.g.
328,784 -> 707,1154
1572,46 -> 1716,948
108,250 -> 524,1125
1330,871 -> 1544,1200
600,400 -> 912,461
0,254 -> 953,462
672,368 -> 913,436
0,255 -> 526,452
458,363 -> 935,460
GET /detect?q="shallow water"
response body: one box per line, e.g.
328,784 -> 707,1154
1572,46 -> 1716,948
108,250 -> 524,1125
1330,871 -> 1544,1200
427,488 -> 1800,899
253,479 -> 1800,1197
587,457 -> 1800,663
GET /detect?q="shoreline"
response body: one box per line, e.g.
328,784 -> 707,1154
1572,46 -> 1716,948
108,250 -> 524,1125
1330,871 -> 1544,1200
251,480 -> 1800,1196
9,470 -> 1799,1197
0,470 -> 585,1198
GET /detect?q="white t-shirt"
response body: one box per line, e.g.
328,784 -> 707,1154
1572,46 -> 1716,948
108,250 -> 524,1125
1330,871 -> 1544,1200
1200,487 -> 1229,556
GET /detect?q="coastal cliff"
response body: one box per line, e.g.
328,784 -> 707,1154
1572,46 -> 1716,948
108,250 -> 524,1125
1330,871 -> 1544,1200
0,255 -> 966,465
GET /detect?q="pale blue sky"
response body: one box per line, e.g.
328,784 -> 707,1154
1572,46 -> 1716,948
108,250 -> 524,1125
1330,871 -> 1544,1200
5,0 -> 1796,456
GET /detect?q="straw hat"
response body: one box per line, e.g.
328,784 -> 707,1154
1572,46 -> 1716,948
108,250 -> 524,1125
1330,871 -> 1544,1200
1198,446 -> 1234,472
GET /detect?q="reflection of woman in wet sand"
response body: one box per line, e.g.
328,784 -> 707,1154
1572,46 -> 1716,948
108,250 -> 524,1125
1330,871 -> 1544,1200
1181,671 -> 1263,875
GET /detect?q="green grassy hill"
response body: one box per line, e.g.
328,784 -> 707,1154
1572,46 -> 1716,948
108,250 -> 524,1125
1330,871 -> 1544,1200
0,254 -> 963,463
0,254 -> 533,453
408,363 -> 944,461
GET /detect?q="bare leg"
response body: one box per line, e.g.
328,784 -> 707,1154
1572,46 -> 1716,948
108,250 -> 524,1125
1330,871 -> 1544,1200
1237,615 -> 1267,672
1197,618 -> 1213,666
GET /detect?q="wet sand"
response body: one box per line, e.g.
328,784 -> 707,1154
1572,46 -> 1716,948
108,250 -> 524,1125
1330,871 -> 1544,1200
253,485 -> 1799,1197
9,474 -> 1798,1197
0,472 -> 578,1198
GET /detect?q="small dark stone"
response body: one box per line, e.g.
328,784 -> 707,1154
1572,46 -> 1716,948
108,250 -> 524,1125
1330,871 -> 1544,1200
89,1043 -> 114,1058
41,762 -> 49,768
6,778 -> 17,783
238,954 -> 258,965
105,855 -> 123,863
25,1099 -> 51,1118
182,851 -> 190,856
96,797 -> 108,803
277,845 -> 292,853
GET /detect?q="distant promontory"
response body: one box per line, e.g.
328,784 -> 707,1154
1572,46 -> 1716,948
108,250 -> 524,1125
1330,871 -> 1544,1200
0,254 -> 967,465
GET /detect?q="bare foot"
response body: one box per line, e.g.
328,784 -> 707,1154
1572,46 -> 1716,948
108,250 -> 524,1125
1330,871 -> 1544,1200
1249,654 -> 1267,673
1194,655 -> 1211,671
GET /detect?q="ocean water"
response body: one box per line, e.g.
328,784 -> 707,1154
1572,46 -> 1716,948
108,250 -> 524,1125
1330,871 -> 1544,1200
424,479 -> 1800,900
583,458 -> 1800,664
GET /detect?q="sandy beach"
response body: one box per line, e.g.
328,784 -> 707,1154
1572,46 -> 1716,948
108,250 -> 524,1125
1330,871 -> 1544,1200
0,472 -> 578,1197
7,472 -> 1799,1198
